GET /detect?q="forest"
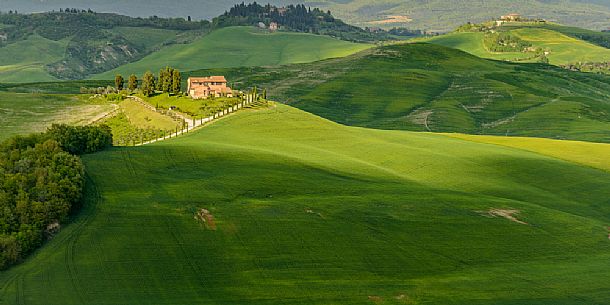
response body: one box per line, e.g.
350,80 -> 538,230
0,125 -> 112,269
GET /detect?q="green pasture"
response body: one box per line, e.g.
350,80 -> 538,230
93,26 -> 371,79
0,92 -> 113,140
0,35 -> 67,82
142,94 -> 242,119
1,104 -> 609,304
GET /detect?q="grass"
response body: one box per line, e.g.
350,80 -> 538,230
0,92 -> 114,140
191,43 -> 610,143
143,94 -> 242,118
1,104 -> 609,304
425,25 -> 610,65
446,133 -> 610,172
0,34 -> 68,82
119,98 -> 180,130
92,26 -> 371,79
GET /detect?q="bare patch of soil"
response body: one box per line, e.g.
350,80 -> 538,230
479,208 -> 528,225
195,208 -> 217,230
369,15 -> 412,24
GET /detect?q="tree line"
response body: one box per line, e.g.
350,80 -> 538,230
114,66 -> 182,97
0,124 -> 112,269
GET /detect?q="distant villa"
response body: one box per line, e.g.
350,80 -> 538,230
187,76 -> 233,99
500,13 -> 521,22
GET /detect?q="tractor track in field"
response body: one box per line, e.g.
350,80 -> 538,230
62,174 -> 103,304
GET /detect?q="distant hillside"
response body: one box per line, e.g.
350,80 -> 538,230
189,43 -> 610,143
93,27 -> 370,80
425,23 -> 610,67
0,10 -> 209,81
1,0 -> 609,31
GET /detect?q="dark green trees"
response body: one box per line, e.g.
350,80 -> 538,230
142,71 -> 156,97
115,74 -> 124,91
128,74 -> 138,91
0,123 -> 113,269
172,69 -> 182,94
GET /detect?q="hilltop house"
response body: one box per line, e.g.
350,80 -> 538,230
500,14 -> 521,22
269,22 -> 279,32
187,76 -> 233,99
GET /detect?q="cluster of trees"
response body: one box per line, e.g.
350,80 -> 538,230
484,32 -> 532,52
561,61 -> 610,74
214,3 -> 414,42
117,67 -> 181,97
0,124 -> 112,269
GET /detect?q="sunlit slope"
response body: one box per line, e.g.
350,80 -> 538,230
93,27 -> 371,79
426,27 -> 610,65
208,43 -> 610,142
447,133 -> 610,172
0,92 -> 114,139
1,104 -> 609,304
0,35 -> 67,82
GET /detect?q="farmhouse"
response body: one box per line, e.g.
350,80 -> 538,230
500,13 -> 521,22
187,76 -> 233,99
269,22 -> 279,32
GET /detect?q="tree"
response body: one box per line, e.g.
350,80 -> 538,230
262,88 -> 267,99
115,74 -> 124,91
128,74 -> 138,91
171,69 -> 181,94
142,71 -> 156,97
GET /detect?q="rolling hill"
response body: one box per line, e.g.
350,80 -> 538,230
2,0 -> 610,31
93,26 -> 370,79
425,24 -> 610,66
191,43 -> 610,143
0,34 -> 68,82
0,104 -> 609,304
0,91 -> 115,139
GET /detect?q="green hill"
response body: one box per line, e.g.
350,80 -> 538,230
195,43 -> 610,143
425,25 -> 610,66
93,27 -> 370,79
1,104 -> 609,304
0,35 -> 68,82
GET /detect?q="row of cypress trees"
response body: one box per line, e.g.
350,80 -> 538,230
115,67 -> 182,97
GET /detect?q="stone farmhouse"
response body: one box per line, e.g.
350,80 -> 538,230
500,13 -> 521,22
187,76 -> 233,99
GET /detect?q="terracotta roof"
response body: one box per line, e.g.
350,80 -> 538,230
188,76 -> 227,83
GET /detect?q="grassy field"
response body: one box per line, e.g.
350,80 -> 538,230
447,133 -> 610,172
0,104 -> 609,304
143,94 -> 242,118
93,27 -> 371,79
425,26 -> 610,65
193,43 -> 610,143
0,35 -> 68,82
0,92 -> 114,140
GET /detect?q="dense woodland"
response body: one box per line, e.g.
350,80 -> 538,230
0,125 -> 112,269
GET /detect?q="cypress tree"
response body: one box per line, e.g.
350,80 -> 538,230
115,74 -> 124,91
128,74 -> 138,91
